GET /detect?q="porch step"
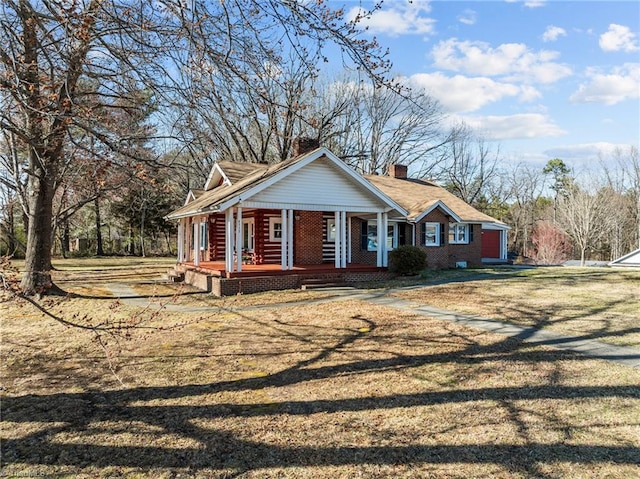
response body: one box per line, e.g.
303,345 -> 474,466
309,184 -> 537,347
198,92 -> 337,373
166,268 -> 185,283
300,278 -> 349,290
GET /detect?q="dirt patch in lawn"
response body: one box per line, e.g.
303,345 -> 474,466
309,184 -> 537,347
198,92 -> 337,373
2,265 -> 639,478
393,267 -> 640,348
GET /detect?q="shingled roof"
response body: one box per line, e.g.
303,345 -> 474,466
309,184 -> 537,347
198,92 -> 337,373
365,174 -> 504,224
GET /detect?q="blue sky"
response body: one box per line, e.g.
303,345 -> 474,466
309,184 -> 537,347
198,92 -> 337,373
336,0 -> 639,171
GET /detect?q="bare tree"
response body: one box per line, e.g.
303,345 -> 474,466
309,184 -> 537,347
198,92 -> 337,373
434,122 -> 500,206
503,162 -> 548,257
602,145 -> 640,256
0,0 -> 391,295
317,79 -> 448,175
557,178 -> 616,266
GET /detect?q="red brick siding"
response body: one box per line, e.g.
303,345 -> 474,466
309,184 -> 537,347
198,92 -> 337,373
211,270 -> 394,296
349,217 -> 381,266
415,210 -> 482,268
294,211 -> 324,264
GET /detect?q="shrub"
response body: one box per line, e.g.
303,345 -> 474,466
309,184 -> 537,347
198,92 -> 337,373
388,245 -> 427,275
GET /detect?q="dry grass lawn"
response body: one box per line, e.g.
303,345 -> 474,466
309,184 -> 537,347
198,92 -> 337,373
394,267 -> 640,348
1,259 -> 639,478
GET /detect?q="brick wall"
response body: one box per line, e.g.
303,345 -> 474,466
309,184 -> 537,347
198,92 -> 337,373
210,269 -> 393,296
294,210 -> 324,264
350,218 -> 378,266
415,210 -> 482,268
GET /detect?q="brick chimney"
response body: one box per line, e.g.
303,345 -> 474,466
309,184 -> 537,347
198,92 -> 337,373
293,137 -> 320,157
389,164 -> 407,179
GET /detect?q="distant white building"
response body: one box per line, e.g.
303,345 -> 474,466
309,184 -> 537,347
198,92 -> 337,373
609,248 -> 640,267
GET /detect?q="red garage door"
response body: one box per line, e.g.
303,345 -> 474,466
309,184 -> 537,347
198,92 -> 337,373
482,230 -> 501,258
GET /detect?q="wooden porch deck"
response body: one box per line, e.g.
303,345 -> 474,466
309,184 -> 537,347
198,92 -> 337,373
179,261 -> 385,279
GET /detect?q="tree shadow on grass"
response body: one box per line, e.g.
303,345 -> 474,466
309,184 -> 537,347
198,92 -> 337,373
3,322 -> 639,477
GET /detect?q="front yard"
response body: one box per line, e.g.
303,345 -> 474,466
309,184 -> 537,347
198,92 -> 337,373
1,260 -> 639,478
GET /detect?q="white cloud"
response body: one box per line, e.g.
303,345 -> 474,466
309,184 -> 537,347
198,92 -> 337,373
460,114 -> 566,140
408,72 -> 541,113
542,25 -> 566,42
346,1 -> 435,37
458,9 -> 476,26
570,63 -> 640,105
431,38 -> 572,84
599,24 -> 639,52
524,1 -> 546,8
544,142 -> 634,161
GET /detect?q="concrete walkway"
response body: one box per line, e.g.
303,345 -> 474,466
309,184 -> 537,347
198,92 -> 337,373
106,282 -> 640,370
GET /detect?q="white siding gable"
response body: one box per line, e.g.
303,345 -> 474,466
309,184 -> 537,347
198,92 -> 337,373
248,157 -> 385,211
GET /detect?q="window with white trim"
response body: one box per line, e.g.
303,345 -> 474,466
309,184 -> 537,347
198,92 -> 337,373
365,221 -> 398,251
327,219 -> 336,242
424,222 -> 440,246
243,218 -> 255,251
448,223 -> 468,244
269,217 -> 282,242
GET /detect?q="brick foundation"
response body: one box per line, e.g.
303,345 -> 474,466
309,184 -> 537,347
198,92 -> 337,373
182,268 -> 393,296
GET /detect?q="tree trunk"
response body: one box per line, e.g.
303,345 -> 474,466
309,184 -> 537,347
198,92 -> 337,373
95,197 -> 104,256
20,171 -> 58,295
140,206 -> 146,257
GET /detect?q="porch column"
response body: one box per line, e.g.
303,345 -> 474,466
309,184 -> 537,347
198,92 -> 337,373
287,209 -> 294,269
281,209 -> 287,270
340,211 -> 347,268
225,209 -> 234,272
376,212 -> 383,267
334,211 -> 341,268
347,214 -> 352,264
235,207 -> 243,272
382,211 -> 388,267
177,220 -> 183,263
501,230 -> 508,260
184,218 -> 191,262
194,217 -> 201,267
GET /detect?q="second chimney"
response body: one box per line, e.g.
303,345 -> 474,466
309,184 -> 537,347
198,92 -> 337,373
389,164 -> 407,179
293,137 -> 320,157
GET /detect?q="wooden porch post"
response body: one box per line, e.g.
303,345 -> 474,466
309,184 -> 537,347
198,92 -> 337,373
177,220 -> 183,263
376,212 -> 383,267
194,217 -> 201,267
382,211 -> 388,267
225,209 -> 234,272
281,209 -> 287,270
340,211 -> 347,268
235,206 -> 243,272
287,209 -> 294,270
347,213 -> 352,264
334,211 -> 341,269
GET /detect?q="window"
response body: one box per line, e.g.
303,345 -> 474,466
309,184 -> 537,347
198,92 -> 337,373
424,223 -> 440,246
364,221 -> 397,251
327,219 -> 336,242
193,222 -> 208,250
243,219 -> 255,251
269,217 -> 282,242
449,223 -> 468,244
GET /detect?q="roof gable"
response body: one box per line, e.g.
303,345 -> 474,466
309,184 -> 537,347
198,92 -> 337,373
609,248 -> 640,267
166,148 -> 407,219
366,175 -> 504,225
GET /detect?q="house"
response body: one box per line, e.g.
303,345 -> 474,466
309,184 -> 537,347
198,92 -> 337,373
366,165 -> 510,268
609,248 -> 640,267
165,140 -> 509,295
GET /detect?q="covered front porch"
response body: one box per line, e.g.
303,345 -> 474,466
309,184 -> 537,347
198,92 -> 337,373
178,260 -> 387,279
170,259 -> 392,296
175,207 -> 394,274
